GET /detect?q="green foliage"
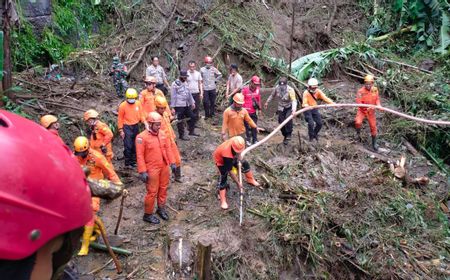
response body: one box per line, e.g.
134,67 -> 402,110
11,0 -> 111,70
364,0 -> 450,51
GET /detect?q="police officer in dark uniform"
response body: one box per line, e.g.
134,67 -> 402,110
170,70 -> 199,140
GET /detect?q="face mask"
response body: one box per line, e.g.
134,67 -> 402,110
206,65 -> 211,69
127,99 -> 136,104
233,104 -> 242,111
180,77 -> 187,82
308,88 -> 317,94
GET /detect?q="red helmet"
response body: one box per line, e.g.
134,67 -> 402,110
251,75 -> 261,85
204,56 -> 213,64
0,110 -> 92,260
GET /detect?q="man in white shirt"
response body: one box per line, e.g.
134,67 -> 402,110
145,56 -> 170,96
226,64 -> 243,105
187,61 -> 203,126
200,56 -> 222,120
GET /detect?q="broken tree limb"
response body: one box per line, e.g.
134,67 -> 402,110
382,58 -> 433,75
371,26 -> 413,42
194,238 -> 212,280
236,103 -> 450,225
127,0 -> 178,75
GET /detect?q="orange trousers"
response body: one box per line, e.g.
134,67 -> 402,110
144,166 -> 170,214
92,144 -> 113,164
170,140 -> 181,167
355,109 -> 377,136
86,197 -> 100,226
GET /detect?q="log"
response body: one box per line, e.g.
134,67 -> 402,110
194,238 -> 212,280
382,58 -> 433,75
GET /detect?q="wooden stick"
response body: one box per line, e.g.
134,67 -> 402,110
95,217 -> 123,274
114,192 -> 127,235
382,58 -> 433,74
88,258 -> 113,275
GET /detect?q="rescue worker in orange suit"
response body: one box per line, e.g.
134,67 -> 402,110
0,110 -> 92,280
118,88 -> 148,168
136,112 -> 176,224
222,93 -> 258,142
302,78 -> 334,141
155,95 -> 183,182
140,76 -> 165,116
355,74 -> 381,151
84,109 -> 114,163
213,136 -> 260,209
73,136 -> 122,256
40,114 -> 64,143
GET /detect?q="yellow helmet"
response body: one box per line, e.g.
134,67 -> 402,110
73,136 -> 89,153
40,115 -> 58,129
125,88 -> 138,99
83,109 -> 99,121
364,75 -> 375,83
155,96 -> 168,108
232,93 -> 245,105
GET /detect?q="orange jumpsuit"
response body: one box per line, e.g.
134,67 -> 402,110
117,100 -> 146,129
160,111 -> 181,167
222,107 -> 257,137
355,86 -> 380,136
77,148 -> 122,225
90,120 -> 114,163
136,130 -> 175,214
140,88 -> 165,117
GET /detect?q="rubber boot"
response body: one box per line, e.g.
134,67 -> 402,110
78,225 -> 94,256
356,128 -> 362,142
245,171 -> 260,187
371,135 -> 379,152
90,223 -> 101,242
219,189 -> 228,209
175,166 -> 182,183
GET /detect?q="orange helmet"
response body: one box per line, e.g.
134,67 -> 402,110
73,136 -> 89,153
204,56 -> 213,64
144,76 -> 157,83
155,96 -> 168,108
364,75 -> 375,83
231,136 -> 245,153
147,112 -> 162,123
40,115 -> 58,129
83,109 -> 99,121
233,93 -> 245,105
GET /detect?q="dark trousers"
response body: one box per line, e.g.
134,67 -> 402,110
203,89 -> 217,118
123,124 -> 139,166
156,83 -> 168,96
192,93 -> 201,124
217,160 -> 251,190
244,113 -> 258,144
278,106 -> 293,138
304,109 -> 322,140
175,106 -> 195,137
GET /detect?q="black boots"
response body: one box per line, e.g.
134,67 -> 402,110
156,207 -> 169,221
371,135 -> 379,152
143,214 -> 160,224
356,128 -> 362,142
174,166 -> 182,183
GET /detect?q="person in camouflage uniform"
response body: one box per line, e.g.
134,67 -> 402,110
109,56 -> 129,98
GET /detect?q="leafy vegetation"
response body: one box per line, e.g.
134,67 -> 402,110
11,0 -> 112,71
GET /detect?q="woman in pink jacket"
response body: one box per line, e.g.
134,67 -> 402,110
241,75 -> 262,145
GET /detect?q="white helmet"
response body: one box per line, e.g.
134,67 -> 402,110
307,78 -> 319,87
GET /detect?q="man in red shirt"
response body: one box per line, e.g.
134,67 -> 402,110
355,75 -> 381,151
241,75 -> 262,145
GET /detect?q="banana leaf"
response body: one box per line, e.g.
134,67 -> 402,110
436,11 -> 450,54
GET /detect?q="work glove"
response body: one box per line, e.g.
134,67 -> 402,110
139,172 -> 149,183
170,164 -> 176,173
100,145 -> 107,155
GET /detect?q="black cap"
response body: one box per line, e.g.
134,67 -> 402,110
230,64 -> 238,70
179,70 -> 188,77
